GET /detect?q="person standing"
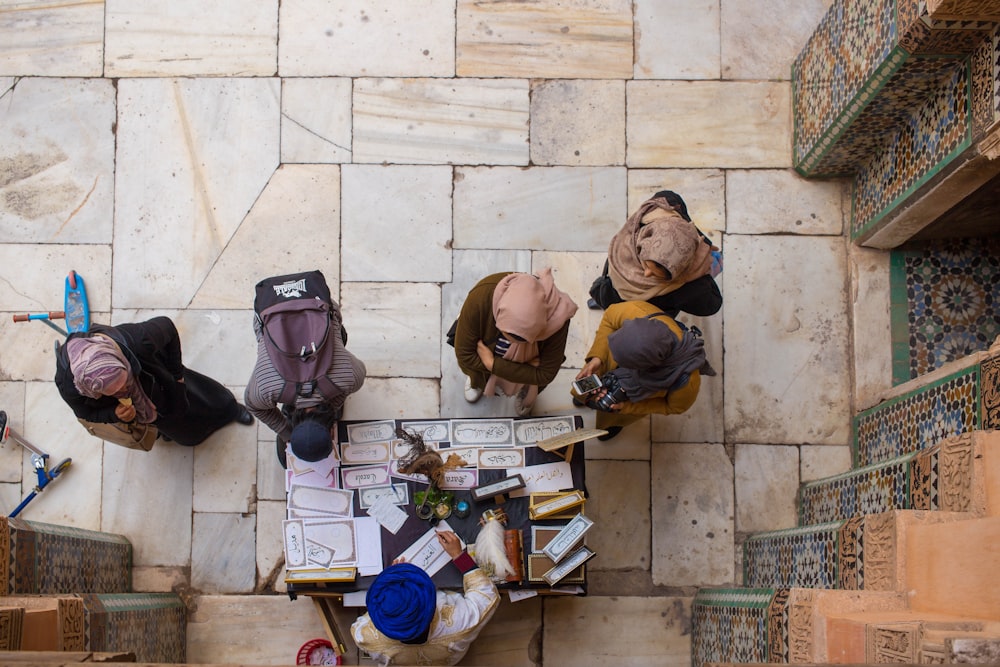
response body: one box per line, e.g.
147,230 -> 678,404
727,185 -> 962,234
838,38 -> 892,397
55,316 -> 253,446
245,271 -> 366,468
453,268 -> 577,416
351,531 -> 499,666
574,301 -> 713,441
589,190 -> 722,318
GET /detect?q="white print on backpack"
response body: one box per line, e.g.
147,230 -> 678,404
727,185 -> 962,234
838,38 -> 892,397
273,279 -> 308,298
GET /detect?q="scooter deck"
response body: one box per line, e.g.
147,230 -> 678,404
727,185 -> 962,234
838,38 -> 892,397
64,271 -> 90,334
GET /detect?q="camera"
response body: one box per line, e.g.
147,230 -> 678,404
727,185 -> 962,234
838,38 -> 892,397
594,373 -> 628,412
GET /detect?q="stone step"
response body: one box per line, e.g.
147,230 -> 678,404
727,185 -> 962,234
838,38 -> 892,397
693,587 -> 1000,667
798,430 -> 1000,524
0,592 -> 185,663
0,517 -> 131,595
743,510 -> 968,590
852,348 -> 1000,467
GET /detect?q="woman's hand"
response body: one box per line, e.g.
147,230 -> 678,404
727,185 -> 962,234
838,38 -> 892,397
476,340 -> 495,371
436,530 -> 463,559
576,358 -> 603,380
115,402 -> 137,423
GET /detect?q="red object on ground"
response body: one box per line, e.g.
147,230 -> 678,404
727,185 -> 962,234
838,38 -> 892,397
296,638 -> 341,665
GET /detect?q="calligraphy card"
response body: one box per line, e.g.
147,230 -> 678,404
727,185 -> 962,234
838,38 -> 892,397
302,518 -> 357,566
505,461 -> 573,497
513,416 -> 576,446
477,448 -> 525,469
438,468 -> 478,490
341,441 -> 392,466
451,418 -> 514,447
398,420 -> 451,444
439,446 -> 479,468
396,520 -> 462,577
283,519 -> 307,569
288,507 -> 338,519
346,420 -> 397,445
341,464 -> 391,489
287,484 -> 354,517
358,484 -> 409,510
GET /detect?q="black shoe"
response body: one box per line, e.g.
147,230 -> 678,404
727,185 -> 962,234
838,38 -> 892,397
597,426 -> 622,441
235,404 -> 254,426
587,298 -> 601,310
572,396 -> 586,408
276,436 -> 287,469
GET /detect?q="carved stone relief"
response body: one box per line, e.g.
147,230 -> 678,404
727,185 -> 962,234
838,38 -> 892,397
862,512 -> 897,592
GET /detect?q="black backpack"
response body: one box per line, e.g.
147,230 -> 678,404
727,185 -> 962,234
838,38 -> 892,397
254,270 -> 344,405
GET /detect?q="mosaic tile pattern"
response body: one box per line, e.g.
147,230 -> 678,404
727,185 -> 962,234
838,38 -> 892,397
853,366 -> 979,466
792,0 -> 897,169
82,593 -> 186,663
792,0 -> 999,242
743,522 -> 843,589
3,518 -> 131,595
890,239 -> 1000,382
691,588 -> 776,667
852,61 -> 971,237
798,454 -> 915,524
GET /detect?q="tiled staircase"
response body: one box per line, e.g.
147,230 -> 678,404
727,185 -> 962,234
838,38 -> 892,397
691,341 -> 1000,665
792,0 -> 1000,249
0,516 -> 186,662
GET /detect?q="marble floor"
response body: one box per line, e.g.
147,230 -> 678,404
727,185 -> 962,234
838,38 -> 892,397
0,0 -> 869,664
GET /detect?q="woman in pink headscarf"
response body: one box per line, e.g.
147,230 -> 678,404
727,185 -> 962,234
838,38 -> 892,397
453,269 -> 578,416
55,316 -> 254,446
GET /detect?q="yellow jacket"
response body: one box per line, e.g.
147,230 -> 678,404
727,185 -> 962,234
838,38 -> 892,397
584,301 -> 701,419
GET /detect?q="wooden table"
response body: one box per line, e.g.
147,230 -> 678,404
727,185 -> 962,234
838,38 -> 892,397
286,414 -> 589,599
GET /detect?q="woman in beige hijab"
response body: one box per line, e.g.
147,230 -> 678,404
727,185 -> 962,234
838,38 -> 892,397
453,269 -> 578,416
590,190 -> 722,318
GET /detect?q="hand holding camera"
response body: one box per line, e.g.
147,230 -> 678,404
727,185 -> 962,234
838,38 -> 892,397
593,373 -> 628,412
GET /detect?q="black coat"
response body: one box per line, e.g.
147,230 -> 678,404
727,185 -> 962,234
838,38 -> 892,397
55,317 -> 189,424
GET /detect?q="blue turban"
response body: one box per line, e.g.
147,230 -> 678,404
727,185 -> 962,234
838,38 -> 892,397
366,563 -> 437,642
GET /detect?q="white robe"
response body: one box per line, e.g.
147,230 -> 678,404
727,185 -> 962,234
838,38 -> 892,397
351,568 -> 499,666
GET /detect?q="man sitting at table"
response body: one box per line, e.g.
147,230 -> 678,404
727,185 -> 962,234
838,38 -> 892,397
351,531 -> 499,665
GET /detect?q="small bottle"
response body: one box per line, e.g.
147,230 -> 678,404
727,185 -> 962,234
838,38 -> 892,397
454,499 -> 471,519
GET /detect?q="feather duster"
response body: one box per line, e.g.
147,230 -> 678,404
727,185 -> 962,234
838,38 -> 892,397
472,512 -> 515,581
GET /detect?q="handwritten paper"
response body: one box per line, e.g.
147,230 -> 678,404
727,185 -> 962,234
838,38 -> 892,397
288,446 -> 340,479
301,518 -> 357,567
396,520 -> 462,577
514,416 -> 575,446
438,469 -> 479,490
341,464 -> 391,489
398,420 -> 451,443
341,441 -> 392,465
477,448 -> 524,469
367,494 -> 408,534
283,520 -> 307,568
347,420 -> 397,445
506,461 -> 573,497
439,446 -> 479,468
451,419 -> 514,447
